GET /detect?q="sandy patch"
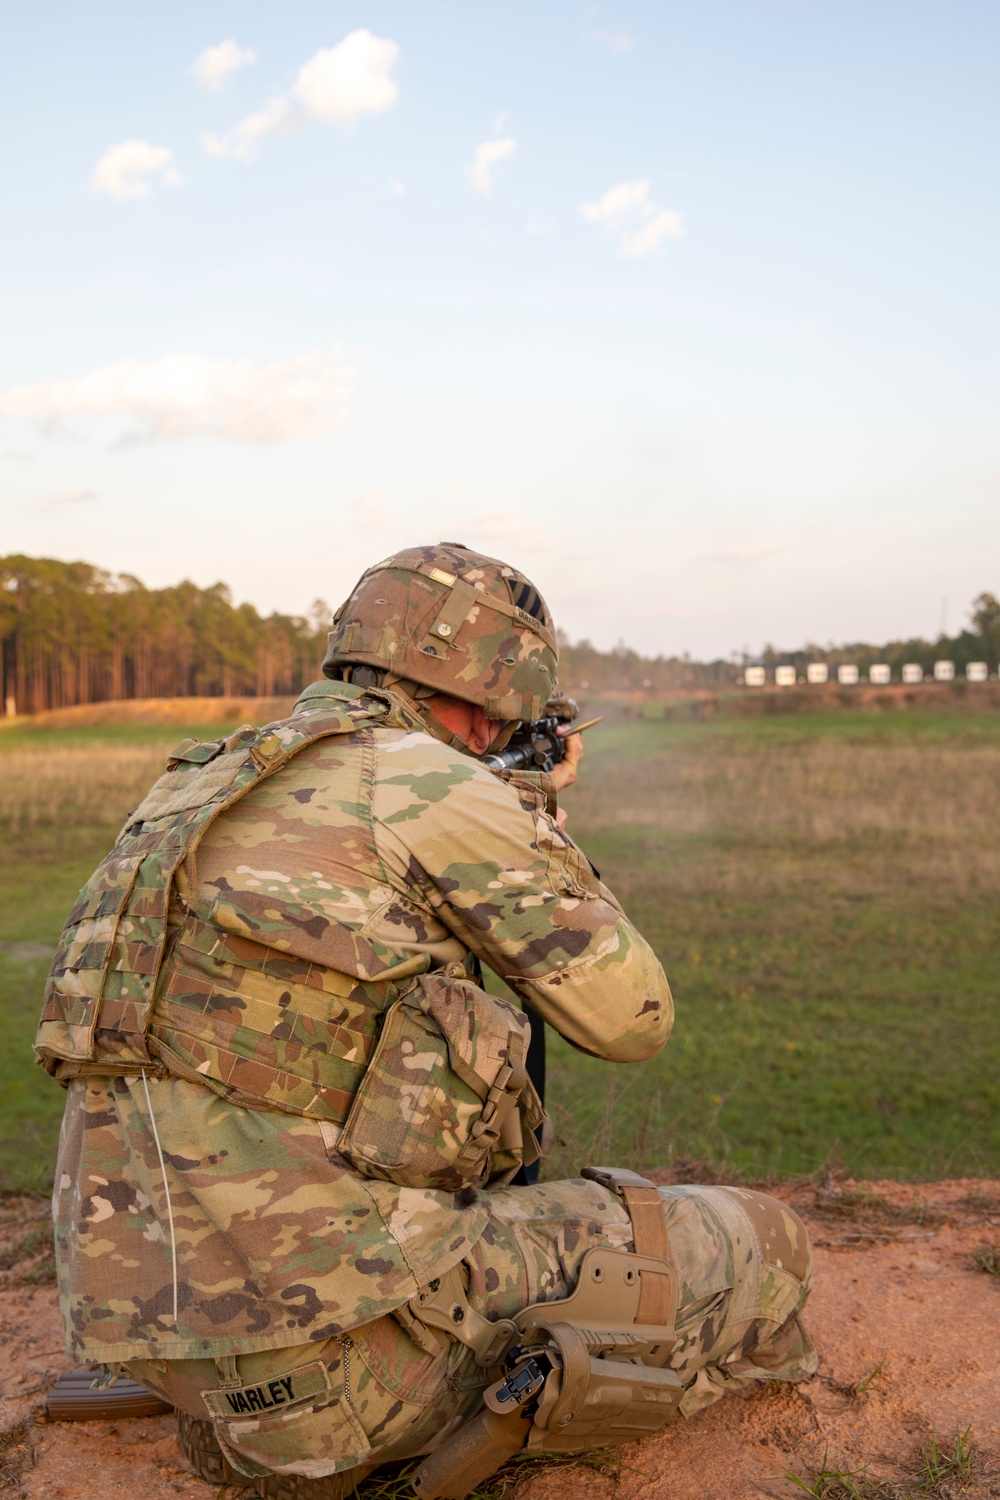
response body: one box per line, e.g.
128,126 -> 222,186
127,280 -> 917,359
3,1179 -> 998,1498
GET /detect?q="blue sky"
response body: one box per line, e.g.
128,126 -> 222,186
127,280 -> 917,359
2,1 -> 998,657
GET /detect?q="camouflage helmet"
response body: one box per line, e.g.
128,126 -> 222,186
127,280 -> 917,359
323,543 -> 558,720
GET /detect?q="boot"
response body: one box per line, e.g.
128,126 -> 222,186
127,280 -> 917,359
176,1411 -> 368,1498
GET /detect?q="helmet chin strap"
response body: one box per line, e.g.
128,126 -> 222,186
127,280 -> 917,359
487,719 -> 519,754
383,674 -> 517,758
338,665 -> 517,757
381,674 -> 479,755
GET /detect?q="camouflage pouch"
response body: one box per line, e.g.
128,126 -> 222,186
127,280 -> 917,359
338,973 -> 544,1191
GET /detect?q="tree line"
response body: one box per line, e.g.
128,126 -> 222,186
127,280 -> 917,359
1,556 -> 331,716
2,554 -> 998,716
754,592 -> 1000,680
557,593 -> 1000,693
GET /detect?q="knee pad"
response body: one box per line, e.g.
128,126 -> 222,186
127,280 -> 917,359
716,1189 -> 812,1283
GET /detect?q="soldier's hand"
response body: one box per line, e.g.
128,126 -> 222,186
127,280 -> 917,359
550,729 -> 583,793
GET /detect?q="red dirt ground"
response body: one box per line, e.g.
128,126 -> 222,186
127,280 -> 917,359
2,1178 -> 998,1499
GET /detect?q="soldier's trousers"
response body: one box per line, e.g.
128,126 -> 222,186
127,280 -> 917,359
126,1179 -> 816,1483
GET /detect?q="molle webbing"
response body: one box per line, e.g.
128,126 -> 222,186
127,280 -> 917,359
336,623 -> 390,658
147,913 -> 403,1120
34,696 -> 394,1103
418,578 -> 482,659
36,827 -> 190,1072
412,563 -> 558,653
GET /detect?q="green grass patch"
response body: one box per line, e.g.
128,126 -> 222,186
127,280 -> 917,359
0,831 -> 131,1192
0,717 -> 233,1192
543,834 -> 1000,1178
544,708 -> 1000,1180
2,703 -> 999,1190
971,1243 -> 1000,1279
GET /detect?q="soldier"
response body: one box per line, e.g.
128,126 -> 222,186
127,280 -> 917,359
36,544 -> 815,1500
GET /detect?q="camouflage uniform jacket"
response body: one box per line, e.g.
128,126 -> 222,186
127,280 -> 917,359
50,679 -> 672,1363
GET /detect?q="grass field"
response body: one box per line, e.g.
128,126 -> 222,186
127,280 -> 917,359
1,701 -> 998,1190
544,707 -> 1000,1181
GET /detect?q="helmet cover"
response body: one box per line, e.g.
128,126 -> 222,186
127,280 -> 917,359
323,543 -> 558,720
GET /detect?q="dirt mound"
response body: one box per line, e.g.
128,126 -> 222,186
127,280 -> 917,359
6,681 -> 999,735
723,679 -> 1000,718
603,680 -> 1000,720
2,1179 -> 998,1499
1,697 -> 296,731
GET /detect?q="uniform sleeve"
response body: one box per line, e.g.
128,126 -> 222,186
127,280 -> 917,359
371,735 -> 672,1062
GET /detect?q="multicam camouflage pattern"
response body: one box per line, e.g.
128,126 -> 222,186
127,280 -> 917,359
35,691 -> 406,1084
44,678 -> 671,1360
323,543 -> 559,720
123,1181 -> 816,1480
337,976 -> 545,1190
54,1073 -> 488,1363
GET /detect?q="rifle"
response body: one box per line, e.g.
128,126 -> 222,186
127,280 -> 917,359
482,699 -> 603,775
483,699 -> 602,1183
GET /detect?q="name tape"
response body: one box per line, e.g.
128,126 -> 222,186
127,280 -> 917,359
202,1360 -> 331,1421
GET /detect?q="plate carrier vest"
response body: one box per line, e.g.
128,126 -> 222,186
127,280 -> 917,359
33,688 -> 541,1186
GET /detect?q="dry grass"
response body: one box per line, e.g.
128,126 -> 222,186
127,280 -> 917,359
0,743 -> 171,836
0,696 -> 294,732
0,1414 -> 37,1497
786,1427 -> 988,1498
3,705 -> 1000,1185
0,699 -> 297,838
970,1244 -> 1000,1279
349,1449 -> 623,1500
0,1197 -> 56,1290
5,706 -> 998,883
808,1185 -> 948,1230
578,734 -> 1000,894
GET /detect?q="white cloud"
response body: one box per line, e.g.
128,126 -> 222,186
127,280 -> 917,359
470,137 -> 516,195
91,140 -> 182,199
581,178 -> 683,257
581,178 -> 650,226
192,39 -> 255,89
621,208 -> 683,258
389,179 -> 404,196
293,30 -> 399,121
30,488 -> 97,512
203,97 -> 294,160
0,350 -> 355,445
205,29 -> 399,159
2,450 -> 33,462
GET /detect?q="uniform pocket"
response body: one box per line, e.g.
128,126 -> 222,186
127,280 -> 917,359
205,1359 -> 372,1480
338,973 -> 543,1191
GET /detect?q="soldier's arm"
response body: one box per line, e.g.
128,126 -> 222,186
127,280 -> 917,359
372,743 -> 671,1062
